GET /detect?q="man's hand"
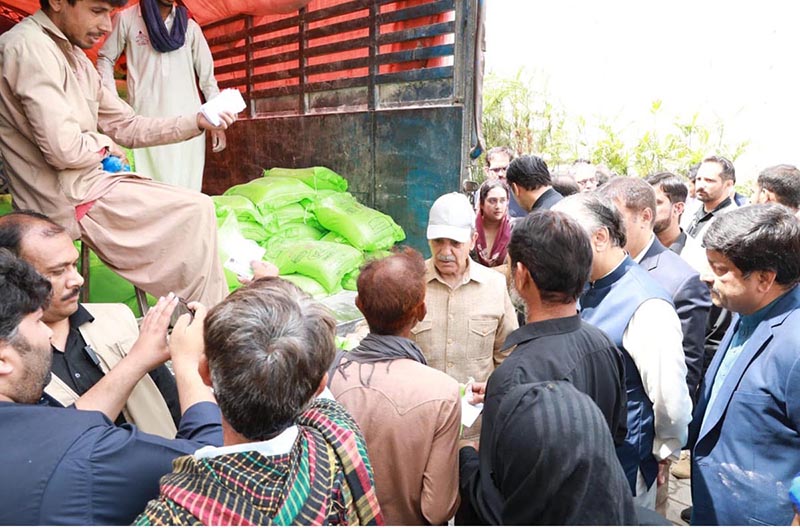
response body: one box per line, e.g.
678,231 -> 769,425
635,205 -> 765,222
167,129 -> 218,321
108,141 -> 126,160
170,301 -> 208,369
73,294 -> 178,420
127,293 -> 178,372
211,129 -> 227,153
169,302 -> 216,413
197,110 -> 237,132
467,381 -> 487,405
238,260 -> 280,285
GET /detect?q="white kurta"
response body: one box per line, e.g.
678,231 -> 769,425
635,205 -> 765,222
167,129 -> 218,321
98,5 -> 220,190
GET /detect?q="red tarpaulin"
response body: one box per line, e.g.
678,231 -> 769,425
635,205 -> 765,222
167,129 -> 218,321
0,0 -> 311,26
0,0 -> 450,69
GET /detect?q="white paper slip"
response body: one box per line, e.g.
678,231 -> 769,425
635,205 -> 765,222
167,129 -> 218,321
219,221 -> 266,279
201,89 -> 247,127
461,384 -> 484,428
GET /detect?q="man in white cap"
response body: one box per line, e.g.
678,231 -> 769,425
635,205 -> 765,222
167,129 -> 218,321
410,193 -> 518,440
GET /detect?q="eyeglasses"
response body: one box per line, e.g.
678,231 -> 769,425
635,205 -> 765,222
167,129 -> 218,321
488,166 -> 509,174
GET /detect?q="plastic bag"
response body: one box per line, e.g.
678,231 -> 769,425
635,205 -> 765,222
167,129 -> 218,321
274,223 -> 326,241
341,268 -> 359,291
216,214 -> 251,292
320,231 -> 349,244
212,194 -> 264,225
273,203 -> 323,230
213,195 -> 275,242
214,209 -> 269,245
281,273 -> 337,299
224,176 -> 316,214
311,192 -> 405,251
265,240 -> 364,292
264,166 -> 348,192
261,223 -> 327,253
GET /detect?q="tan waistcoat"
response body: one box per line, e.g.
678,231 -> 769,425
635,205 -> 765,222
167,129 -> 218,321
44,303 -> 177,439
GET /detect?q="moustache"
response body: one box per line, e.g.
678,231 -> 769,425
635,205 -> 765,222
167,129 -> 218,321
61,286 -> 81,302
436,255 -> 457,263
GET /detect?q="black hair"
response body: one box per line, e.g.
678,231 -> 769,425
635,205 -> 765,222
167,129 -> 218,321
506,155 -> 552,191
703,204 -> 800,286
0,249 -> 52,342
0,211 -> 66,256
41,0 -> 128,9
702,155 -> 736,183
645,172 -> 688,205
757,164 -> 800,210
509,211 -> 593,304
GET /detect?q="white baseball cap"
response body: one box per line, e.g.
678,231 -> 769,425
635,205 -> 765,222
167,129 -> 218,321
426,192 -> 475,243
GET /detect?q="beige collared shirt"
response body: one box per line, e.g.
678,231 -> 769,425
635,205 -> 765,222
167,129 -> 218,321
0,10 -> 202,237
411,258 -> 518,385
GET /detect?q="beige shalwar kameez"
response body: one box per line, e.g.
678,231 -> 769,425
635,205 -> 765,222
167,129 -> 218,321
0,10 -> 227,306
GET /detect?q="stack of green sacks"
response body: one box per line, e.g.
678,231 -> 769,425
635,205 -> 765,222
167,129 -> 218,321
213,166 -> 405,298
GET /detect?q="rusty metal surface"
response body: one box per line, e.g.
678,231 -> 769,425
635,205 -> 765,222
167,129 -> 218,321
203,105 -> 462,253
203,0 -> 477,254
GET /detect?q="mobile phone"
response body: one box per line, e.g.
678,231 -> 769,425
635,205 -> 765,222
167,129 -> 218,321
177,297 -> 196,323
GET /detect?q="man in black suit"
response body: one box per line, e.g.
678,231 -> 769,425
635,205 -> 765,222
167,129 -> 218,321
645,172 -> 691,253
645,173 -> 730,382
505,155 -> 564,214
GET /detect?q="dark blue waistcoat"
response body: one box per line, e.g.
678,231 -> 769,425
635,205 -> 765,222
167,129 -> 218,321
580,256 -> 672,494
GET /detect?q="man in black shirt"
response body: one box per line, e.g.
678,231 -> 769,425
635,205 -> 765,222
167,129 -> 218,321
458,210 -> 627,525
0,211 -> 181,436
686,155 -> 737,239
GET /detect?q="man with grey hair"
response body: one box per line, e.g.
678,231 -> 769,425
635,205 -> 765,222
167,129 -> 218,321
553,193 -> 692,510
137,278 -> 383,525
411,192 -> 517,440
599,177 -> 711,402
599,177 -> 711,514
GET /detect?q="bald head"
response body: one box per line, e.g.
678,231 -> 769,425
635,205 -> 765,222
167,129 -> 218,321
356,247 -> 427,335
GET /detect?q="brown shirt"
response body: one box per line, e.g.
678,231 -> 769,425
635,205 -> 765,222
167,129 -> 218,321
0,11 -> 202,238
330,358 -> 461,526
411,258 -> 518,384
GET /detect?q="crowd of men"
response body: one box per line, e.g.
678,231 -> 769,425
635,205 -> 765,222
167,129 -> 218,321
2,153 -> 800,525
1,0 -> 800,525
